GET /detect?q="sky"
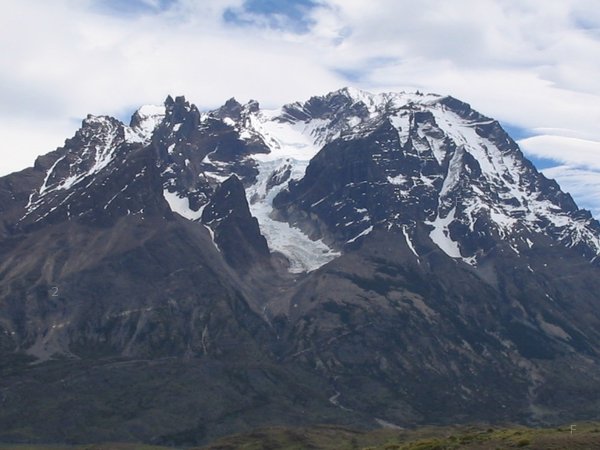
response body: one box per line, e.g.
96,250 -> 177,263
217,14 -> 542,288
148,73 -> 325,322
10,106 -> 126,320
1,0 -> 600,216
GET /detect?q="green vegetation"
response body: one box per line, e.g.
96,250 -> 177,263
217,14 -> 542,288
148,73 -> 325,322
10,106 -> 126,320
0,446 -> 166,450
1,422 -> 599,449
200,423 -> 600,450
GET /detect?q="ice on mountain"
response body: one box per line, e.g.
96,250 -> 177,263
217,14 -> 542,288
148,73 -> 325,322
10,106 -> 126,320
243,111 -> 321,163
163,189 -> 203,221
138,104 -> 166,117
204,172 -> 230,183
37,117 -> 121,200
387,174 -> 407,185
426,207 -> 474,264
239,129 -> 252,139
129,104 -> 165,144
25,88 -> 600,268
239,109 -> 346,272
439,146 -> 463,199
422,101 -> 600,255
246,157 -> 340,273
346,116 -> 361,128
104,182 -> 131,210
311,197 -> 327,207
402,226 -> 420,260
347,225 -> 373,244
38,155 -> 67,196
389,113 -> 411,146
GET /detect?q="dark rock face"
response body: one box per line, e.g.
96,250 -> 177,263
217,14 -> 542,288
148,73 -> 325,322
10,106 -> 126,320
273,117 -> 442,245
281,90 -> 371,123
1,87 -> 600,445
3,116 -> 170,233
202,175 -> 270,270
279,230 -> 600,427
155,96 -> 269,216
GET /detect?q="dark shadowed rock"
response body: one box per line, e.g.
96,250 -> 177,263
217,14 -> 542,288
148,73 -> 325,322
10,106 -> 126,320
202,175 -> 270,271
1,88 -> 600,445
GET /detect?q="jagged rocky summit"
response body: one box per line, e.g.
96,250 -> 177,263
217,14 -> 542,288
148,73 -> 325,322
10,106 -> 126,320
1,88 -> 600,445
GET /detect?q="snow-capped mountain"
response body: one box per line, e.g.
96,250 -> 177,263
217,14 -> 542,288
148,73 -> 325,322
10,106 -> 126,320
14,87 -> 599,270
2,88 -> 600,444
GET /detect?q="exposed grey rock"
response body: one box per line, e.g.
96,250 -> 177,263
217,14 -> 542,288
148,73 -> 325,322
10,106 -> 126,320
1,88 -> 600,445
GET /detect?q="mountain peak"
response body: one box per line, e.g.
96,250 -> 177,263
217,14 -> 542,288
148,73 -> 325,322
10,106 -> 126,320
334,85 -> 375,103
213,97 -> 243,120
129,104 -> 166,143
3,87 -> 600,442
164,94 -> 188,106
5,87 -> 600,264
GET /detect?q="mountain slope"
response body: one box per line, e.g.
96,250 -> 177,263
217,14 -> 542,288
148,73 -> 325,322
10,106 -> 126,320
1,87 -> 600,444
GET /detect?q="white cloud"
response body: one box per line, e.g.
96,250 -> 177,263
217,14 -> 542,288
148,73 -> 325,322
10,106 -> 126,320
519,136 -> 600,170
0,0 -> 342,170
0,118 -> 78,176
1,0 -> 600,216
541,165 -> 600,218
519,135 -> 600,217
308,1 -> 600,139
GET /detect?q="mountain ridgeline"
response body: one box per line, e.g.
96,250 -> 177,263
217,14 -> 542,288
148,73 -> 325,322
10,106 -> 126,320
1,88 -> 600,445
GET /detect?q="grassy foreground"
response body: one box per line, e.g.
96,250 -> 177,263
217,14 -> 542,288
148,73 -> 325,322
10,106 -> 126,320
1,422 -> 599,449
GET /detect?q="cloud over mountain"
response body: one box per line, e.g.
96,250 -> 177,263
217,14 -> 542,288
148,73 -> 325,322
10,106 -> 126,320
1,0 -> 600,216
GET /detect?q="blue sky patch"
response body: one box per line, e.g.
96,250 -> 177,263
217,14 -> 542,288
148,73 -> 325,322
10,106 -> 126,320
500,122 -> 535,141
93,0 -> 175,17
334,57 -> 399,84
500,122 -> 560,171
224,0 -> 319,33
528,156 -> 561,171
333,68 -> 365,83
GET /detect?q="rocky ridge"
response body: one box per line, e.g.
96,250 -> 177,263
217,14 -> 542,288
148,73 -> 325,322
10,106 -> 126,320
1,88 -> 600,444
